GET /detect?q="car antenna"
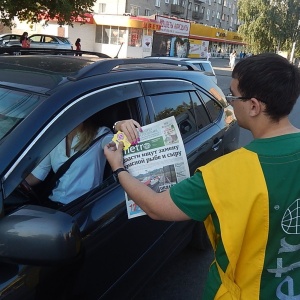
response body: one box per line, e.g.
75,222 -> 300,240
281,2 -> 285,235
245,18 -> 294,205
114,42 -> 124,58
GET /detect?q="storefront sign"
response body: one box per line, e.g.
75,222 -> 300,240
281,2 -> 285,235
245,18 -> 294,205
156,16 -> 190,37
142,22 -> 161,31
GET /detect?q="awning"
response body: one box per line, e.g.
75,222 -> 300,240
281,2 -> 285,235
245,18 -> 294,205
189,34 -> 246,45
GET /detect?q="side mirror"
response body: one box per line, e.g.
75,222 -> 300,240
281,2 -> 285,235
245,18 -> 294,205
0,205 -> 82,265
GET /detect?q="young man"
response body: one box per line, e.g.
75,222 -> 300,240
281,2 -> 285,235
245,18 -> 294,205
104,53 -> 300,299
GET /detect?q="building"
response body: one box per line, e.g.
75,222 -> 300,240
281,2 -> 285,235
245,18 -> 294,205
94,0 -> 245,57
2,0 -> 245,58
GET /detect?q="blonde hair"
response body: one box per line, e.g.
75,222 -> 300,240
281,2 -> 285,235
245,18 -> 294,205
73,117 -> 99,152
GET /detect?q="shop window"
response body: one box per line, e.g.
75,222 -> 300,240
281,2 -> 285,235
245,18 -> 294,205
128,28 -> 142,47
95,25 -> 126,45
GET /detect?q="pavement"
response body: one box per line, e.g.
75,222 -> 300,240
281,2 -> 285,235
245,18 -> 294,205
209,57 -> 237,76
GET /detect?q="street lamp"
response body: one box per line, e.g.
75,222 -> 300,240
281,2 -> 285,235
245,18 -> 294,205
290,19 -> 300,63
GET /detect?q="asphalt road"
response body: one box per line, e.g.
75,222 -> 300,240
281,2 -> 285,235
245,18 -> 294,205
134,58 -> 300,300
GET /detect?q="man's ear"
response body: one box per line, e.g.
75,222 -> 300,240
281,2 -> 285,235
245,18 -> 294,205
248,98 -> 264,117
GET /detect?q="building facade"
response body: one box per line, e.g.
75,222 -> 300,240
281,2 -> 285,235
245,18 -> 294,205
95,0 -> 240,32
2,0 -> 245,58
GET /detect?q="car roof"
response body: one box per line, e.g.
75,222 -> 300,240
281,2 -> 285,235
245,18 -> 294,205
148,56 -> 212,64
0,55 -> 208,91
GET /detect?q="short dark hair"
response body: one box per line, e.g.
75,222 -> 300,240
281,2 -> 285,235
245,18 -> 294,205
232,53 -> 300,122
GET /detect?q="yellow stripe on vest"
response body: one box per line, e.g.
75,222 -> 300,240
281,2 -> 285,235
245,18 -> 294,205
199,148 -> 269,299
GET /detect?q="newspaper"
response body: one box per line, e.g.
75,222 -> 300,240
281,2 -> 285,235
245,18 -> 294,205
123,116 -> 190,219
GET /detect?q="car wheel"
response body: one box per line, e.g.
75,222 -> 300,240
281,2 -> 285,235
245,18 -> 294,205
189,221 -> 211,250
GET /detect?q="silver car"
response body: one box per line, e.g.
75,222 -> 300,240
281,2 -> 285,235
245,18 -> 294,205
1,34 -> 73,54
0,34 -> 22,54
28,34 -> 73,50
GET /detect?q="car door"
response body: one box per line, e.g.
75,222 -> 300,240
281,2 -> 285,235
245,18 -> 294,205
0,79 -> 194,300
142,79 -> 224,175
28,35 -> 44,48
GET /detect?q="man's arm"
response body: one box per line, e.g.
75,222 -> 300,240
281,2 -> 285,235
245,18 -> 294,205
104,142 -> 190,221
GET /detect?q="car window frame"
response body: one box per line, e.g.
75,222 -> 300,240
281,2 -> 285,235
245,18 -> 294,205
2,81 -> 144,201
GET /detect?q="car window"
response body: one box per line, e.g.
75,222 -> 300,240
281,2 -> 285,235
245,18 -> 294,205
0,87 -> 45,140
150,91 -> 199,140
56,37 -> 71,44
30,35 -> 41,42
198,91 -> 222,122
45,36 -> 57,43
190,92 -> 211,129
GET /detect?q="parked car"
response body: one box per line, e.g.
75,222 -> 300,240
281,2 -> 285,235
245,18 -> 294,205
0,33 -> 22,54
1,34 -> 73,54
0,54 -> 239,299
146,56 -> 218,84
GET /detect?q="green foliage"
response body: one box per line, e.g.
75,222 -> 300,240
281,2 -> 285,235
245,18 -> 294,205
238,0 -> 300,55
0,0 -> 95,28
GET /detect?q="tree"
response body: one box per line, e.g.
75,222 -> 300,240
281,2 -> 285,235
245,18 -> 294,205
0,0 -> 96,28
238,0 -> 300,56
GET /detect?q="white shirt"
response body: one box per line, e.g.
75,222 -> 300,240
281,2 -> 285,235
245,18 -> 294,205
32,127 -> 113,204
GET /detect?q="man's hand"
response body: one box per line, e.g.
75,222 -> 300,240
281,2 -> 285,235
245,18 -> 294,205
115,119 -> 142,145
104,141 -> 125,171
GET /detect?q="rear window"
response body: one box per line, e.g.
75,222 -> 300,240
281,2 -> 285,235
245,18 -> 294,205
56,37 -> 71,44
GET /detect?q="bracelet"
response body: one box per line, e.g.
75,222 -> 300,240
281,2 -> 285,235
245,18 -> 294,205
113,167 -> 128,183
113,121 -> 121,133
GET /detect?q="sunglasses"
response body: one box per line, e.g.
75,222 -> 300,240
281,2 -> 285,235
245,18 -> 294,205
225,93 -> 252,104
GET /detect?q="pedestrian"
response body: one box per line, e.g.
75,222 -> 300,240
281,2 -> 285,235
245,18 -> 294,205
239,51 -> 243,59
75,38 -> 82,56
206,50 -> 211,61
20,32 -> 30,48
104,53 -> 300,299
229,50 -> 237,70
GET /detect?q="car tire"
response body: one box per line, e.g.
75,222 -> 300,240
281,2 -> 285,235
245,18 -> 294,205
189,221 -> 211,250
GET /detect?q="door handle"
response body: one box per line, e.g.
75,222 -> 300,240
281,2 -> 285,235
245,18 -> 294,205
212,139 -> 223,151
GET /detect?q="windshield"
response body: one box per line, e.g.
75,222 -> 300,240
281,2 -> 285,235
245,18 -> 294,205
0,87 -> 45,140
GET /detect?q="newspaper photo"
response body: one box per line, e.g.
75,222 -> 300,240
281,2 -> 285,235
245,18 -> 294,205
123,116 -> 190,219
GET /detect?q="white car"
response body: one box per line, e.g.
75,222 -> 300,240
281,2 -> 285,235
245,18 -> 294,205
2,34 -> 73,54
146,56 -> 217,84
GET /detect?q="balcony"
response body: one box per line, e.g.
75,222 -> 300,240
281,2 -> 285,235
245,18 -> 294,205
171,4 -> 185,15
192,11 -> 204,20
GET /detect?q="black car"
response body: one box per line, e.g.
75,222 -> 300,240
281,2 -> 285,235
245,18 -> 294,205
0,55 -> 239,299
